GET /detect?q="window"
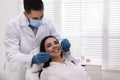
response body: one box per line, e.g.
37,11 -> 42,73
43,0 -> 62,31
43,0 -> 58,28
61,0 -> 103,65
103,0 -> 120,70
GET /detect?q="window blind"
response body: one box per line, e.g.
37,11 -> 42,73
43,0 -> 56,23
61,0 -> 103,65
103,0 -> 120,70
41,0 -> 61,31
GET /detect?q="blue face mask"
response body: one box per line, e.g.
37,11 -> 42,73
29,19 -> 43,27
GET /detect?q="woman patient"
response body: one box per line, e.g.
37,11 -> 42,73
37,35 -> 91,80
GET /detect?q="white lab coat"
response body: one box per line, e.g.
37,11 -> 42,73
3,12 -> 62,80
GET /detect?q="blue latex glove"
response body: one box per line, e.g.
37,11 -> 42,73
61,39 -> 71,52
32,52 -> 50,63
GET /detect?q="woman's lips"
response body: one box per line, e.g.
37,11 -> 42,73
51,49 -> 60,56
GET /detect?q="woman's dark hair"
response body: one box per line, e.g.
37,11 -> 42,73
39,35 -> 62,77
24,0 -> 44,14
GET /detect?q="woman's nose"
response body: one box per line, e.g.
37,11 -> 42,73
53,44 -> 57,48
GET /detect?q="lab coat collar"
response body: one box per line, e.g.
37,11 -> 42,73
19,12 -> 29,27
19,12 -> 35,37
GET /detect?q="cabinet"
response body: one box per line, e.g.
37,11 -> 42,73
82,65 -> 101,80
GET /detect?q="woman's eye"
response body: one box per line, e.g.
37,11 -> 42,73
54,41 -> 59,44
47,44 -> 51,48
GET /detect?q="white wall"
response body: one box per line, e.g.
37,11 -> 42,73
0,0 -> 19,80
85,65 -> 101,80
102,70 -> 120,80
85,65 -> 120,80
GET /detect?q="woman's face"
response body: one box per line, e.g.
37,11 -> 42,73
45,37 -> 62,57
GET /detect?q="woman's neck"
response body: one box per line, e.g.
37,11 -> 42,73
51,56 -> 64,63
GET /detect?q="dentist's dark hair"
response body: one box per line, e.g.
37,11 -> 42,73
24,0 -> 44,14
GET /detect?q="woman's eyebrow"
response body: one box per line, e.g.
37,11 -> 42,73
46,43 -> 51,47
46,43 -> 51,45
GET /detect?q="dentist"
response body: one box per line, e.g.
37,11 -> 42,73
3,0 -> 71,80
